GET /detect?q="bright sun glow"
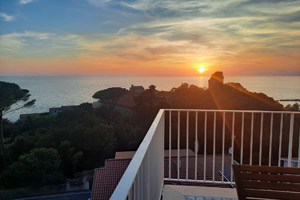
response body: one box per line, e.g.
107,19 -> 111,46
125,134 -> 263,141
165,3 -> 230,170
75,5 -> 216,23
198,64 -> 206,73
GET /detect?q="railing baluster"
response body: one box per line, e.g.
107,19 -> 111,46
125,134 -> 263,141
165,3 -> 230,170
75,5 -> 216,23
128,186 -> 133,200
141,162 -> 144,200
169,111 -> 171,179
177,111 -> 180,180
278,113 -> 283,167
147,152 -> 150,200
230,112 -> 235,183
186,111 -> 189,180
222,112 -> 225,183
134,176 -> 137,200
240,112 -> 244,165
213,111 -> 216,182
298,128 -> 300,168
259,113 -> 264,166
111,109 -> 299,199
250,113 -> 254,165
204,111 -> 207,182
138,171 -> 141,200
288,113 -> 295,167
268,113 -> 274,166
142,163 -> 144,200
195,111 -> 198,181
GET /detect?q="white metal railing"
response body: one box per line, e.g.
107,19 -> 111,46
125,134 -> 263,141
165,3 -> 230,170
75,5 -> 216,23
110,109 -> 300,200
164,109 -> 300,185
110,110 -> 165,200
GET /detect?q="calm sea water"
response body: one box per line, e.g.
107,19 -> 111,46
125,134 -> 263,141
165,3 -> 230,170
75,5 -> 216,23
1,76 -> 299,122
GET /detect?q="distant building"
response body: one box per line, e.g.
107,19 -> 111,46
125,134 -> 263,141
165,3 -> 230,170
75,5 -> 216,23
130,84 -> 144,93
49,105 -> 77,114
19,113 -> 44,120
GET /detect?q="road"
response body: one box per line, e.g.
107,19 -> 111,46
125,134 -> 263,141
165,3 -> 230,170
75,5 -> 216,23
14,191 -> 91,200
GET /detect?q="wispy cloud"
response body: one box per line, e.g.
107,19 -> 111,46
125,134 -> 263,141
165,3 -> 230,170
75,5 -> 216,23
87,0 -> 111,7
19,0 -> 36,5
0,32 -> 60,52
0,13 -> 14,21
1,0 -> 299,75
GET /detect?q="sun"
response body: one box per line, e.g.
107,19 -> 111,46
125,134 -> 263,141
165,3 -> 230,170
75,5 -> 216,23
198,64 -> 206,73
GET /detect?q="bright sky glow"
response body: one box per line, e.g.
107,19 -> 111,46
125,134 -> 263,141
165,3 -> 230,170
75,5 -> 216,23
198,65 -> 206,73
0,0 -> 299,76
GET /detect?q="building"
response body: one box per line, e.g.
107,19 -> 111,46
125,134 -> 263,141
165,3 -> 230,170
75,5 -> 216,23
49,105 -> 77,114
19,113 -> 44,119
130,85 -> 144,93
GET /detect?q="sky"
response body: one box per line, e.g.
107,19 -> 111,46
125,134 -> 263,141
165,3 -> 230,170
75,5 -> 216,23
0,0 -> 299,76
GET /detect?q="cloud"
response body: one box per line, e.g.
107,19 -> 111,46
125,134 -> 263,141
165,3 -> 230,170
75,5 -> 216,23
0,31 -> 66,54
0,13 -> 14,21
87,0 -> 111,7
19,0 -> 36,5
1,0 -> 299,75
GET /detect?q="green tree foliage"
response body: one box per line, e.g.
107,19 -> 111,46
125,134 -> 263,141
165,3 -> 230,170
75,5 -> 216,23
0,148 -> 64,189
0,81 -> 30,110
92,87 -> 128,105
0,81 -> 35,172
2,74 -> 294,189
134,85 -> 170,131
2,119 -> 21,140
285,103 -> 299,111
170,83 -> 207,108
7,135 -> 35,162
1,103 -> 128,183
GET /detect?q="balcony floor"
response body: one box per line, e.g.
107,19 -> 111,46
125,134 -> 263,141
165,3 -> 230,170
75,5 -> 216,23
163,185 -> 238,200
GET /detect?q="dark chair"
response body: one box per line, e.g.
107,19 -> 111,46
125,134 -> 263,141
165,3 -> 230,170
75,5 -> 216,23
232,164 -> 300,200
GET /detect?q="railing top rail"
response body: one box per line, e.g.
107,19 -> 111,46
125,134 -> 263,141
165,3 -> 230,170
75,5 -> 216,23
163,109 -> 299,114
110,109 -> 165,200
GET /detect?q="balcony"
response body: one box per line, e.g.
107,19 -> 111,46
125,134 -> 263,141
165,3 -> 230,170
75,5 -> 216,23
109,109 -> 300,200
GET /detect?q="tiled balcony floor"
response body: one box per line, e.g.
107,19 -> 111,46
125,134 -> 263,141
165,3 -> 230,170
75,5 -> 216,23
163,185 -> 238,200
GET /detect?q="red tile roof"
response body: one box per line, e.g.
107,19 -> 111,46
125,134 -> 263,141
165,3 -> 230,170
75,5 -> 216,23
114,151 -> 135,159
164,154 -> 231,181
19,113 -> 43,119
91,159 -> 131,200
49,105 -> 76,112
114,149 -> 195,160
91,150 -> 232,200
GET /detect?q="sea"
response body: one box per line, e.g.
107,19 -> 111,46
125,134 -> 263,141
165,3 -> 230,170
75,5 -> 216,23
1,76 -> 299,122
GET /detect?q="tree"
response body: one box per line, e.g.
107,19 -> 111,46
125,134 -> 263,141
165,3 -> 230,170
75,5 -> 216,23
0,81 -> 35,159
93,87 -> 128,124
134,85 -> 170,133
92,87 -> 128,106
148,85 -> 156,91
0,148 -> 64,189
0,81 -> 30,109
285,103 -> 299,111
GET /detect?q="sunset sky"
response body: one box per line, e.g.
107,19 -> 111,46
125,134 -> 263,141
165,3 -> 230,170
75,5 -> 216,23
0,0 -> 299,76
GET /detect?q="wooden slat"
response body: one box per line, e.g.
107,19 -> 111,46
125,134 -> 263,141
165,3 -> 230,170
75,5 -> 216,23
233,164 -> 300,200
236,164 -> 300,174
238,172 -> 300,183
245,190 -> 300,200
233,165 -> 247,199
241,180 -> 300,192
